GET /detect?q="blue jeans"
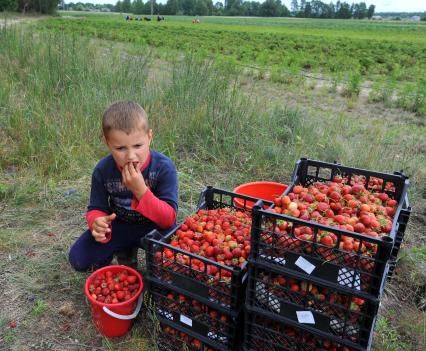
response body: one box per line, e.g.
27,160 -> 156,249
68,219 -> 173,272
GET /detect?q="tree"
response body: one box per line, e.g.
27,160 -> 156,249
290,0 -> 298,14
115,0 -> 123,12
353,1 -> 366,19
303,1 -> 311,17
194,0 -> 208,15
164,0 -> 179,14
205,0 -> 214,14
242,1 -> 260,16
213,1 -> 224,15
122,0 -> 131,12
335,1 -> 351,19
227,0 -> 242,15
0,0 -> 17,11
181,0 -> 196,15
141,0 -> 157,14
367,4 -> 375,19
133,0 -> 144,14
259,0 -> 280,17
16,0 -> 59,14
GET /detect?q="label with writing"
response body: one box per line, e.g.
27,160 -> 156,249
295,256 -> 316,274
180,314 -> 193,327
296,311 -> 315,324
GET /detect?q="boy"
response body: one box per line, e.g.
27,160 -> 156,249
69,101 -> 178,271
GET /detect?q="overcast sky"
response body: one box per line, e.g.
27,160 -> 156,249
81,0 -> 425,13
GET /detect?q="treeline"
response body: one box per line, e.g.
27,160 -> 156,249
291,1 -> 375,19
64,1 -> 376,19
0,0 -> 59,13
1,0 -> 376,19
109,0 -> 292,16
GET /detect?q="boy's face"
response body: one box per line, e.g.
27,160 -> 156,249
104,128 -> 153,169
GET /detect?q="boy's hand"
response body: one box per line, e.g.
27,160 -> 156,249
92,213 -> 116,243
122,162 -> 148,200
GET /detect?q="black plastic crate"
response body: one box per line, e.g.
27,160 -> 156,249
387,201 -> 411,280
289,158 -> 410,243
148,279 -> 242,350
250,204 -> 394,298
246,261 -> 378,348
145,186 -> 272,315
157,320 -> 221,351
244,306 -> 366,351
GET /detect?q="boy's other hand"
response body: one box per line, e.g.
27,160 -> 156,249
122,162 -> 148,200
92,213 -> 116,243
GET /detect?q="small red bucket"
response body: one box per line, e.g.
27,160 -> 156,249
233,181 -> 288,209
84,265 -> 144,337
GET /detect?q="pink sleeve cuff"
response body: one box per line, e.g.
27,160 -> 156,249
131,189 -> 176,229
86,210 -> 108,231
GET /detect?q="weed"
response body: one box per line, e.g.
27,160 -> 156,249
374,317 -> 411,351
2,329 -> 16,344
31,299 -> 46,317
343,70 -> 362,98
0,182 -> 9,200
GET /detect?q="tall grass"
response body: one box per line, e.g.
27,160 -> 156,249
0,26 -> 150,178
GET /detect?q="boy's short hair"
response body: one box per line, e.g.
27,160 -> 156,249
102,101 -> 149,137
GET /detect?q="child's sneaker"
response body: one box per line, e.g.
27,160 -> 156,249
115,247 -> 138,269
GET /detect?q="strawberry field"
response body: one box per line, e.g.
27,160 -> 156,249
36,13 -> 426,115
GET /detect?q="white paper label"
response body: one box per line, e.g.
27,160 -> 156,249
180,314 -> 193,327
296,311 -> 315,324
295,256 -> 316,274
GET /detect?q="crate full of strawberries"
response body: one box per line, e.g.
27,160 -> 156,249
250,158 -> 410,298
145,186 -> 273,314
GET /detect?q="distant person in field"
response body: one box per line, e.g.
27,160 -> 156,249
69,101 -> 178,271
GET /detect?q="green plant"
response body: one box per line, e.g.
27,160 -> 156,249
0,182 -> 9,199
374,317 -> 411,351
344,70 -> 362,97
31,299 -> 46,316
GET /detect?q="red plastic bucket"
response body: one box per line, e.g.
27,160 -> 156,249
233,181 -> 288,209
84,265 -> 144,337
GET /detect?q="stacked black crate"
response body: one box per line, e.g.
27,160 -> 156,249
244,158 -> 410,351
387,195 -> 411,280
145,187 -> 271,351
